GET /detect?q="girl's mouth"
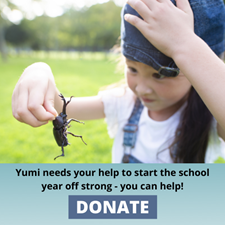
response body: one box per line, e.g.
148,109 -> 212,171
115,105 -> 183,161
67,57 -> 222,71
141,97 -> 155,103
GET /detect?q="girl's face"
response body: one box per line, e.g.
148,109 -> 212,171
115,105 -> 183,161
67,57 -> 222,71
125,58 -> 192,120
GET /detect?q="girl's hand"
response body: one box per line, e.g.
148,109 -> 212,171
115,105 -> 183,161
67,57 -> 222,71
12,62 -> 58,127
125,0 -> 195,59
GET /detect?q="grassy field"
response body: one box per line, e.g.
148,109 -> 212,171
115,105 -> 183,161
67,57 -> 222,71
0,52 -> 123,163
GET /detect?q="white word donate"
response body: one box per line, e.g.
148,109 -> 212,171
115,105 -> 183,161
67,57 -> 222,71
77,200 -> 149,214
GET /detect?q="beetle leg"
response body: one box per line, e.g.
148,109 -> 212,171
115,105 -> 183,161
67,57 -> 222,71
67,131 -> 87,145
63,131 -> 67,138
63,132 -> 70,145
62,130 -> 70,145
54,143 -> 65,160
66,118 -> 84,126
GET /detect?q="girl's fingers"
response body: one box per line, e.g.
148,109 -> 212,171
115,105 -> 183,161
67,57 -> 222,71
124,13 -> 147,31
16,86 -> 48,127
43,80 -> 58,118
127,0 -> 154,20
11,62 -> 57,127
28,87 -> 56,122
124,0 -> 194,58
156,0 -> 169,3
13,75 -> 55,126
175,0 -> 193,15
12,82 -> 25,122
12,86 -> 19,120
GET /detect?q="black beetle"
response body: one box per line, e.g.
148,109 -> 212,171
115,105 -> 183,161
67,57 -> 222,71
53,93 -> 86,160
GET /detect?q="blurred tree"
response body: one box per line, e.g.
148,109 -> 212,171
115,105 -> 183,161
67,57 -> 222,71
85,1 -> 121,51
5,24 -> 29,46
0,0 -> 12,61
0,25 -> 7,61
0,0 -> 25,61
20,16 -> 59,51
57,1 -> 121,51
4,1 -> 122,52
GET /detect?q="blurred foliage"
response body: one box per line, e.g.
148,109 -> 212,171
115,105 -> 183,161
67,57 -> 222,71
0,0 -> 17,61
4,1 -> 121,52
5,24 -> 29,45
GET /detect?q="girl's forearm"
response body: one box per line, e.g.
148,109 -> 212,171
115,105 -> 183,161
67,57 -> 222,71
64,95 -> 105,120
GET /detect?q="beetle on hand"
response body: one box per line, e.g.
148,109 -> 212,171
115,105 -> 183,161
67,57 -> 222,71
53,93 -> 86,160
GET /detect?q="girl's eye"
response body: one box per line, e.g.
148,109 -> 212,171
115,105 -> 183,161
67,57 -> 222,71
128,67 -> 137,73
152,73 -> 165,80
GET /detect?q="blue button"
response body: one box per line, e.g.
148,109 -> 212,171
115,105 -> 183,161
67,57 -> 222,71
68,195 -> 157,219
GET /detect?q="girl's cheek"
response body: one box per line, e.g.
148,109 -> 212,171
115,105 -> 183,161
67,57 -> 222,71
125,73 -> 134,89
127,77 -> 136,92
163,86 -> 191,103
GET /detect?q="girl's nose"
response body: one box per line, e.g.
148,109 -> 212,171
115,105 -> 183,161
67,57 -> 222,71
135,81 -> 153,96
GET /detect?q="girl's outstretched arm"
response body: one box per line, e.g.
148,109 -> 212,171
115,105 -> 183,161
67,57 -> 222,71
12,62 -> 105,128
125,0 -> 225,139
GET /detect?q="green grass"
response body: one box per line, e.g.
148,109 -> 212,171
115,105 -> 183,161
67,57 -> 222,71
0,52 -> 123,163
214,157 -> 225,163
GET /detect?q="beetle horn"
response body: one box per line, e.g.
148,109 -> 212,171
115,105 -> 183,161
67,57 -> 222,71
60,94 -> 73,115
63,96 -> 73,114
59,94 -> 67,114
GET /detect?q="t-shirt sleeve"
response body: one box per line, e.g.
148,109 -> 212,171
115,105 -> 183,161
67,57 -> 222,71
98,87 -> 135,139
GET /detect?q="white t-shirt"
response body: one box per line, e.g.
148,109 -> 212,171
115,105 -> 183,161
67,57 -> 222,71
99,87 -> 225,163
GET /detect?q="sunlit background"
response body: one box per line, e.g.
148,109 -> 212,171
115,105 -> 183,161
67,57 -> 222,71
0,0 -> 126,60
0,0 -> 127,163
1,0 -> 126,23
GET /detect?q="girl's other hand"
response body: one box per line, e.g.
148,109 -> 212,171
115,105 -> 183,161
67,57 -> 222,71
125,0 -> 195,58
12,62 -> 58,127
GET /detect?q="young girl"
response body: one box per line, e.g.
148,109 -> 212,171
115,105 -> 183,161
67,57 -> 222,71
12,0 -> 225,163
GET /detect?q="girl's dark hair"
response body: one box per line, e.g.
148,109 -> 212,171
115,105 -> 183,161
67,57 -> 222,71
169,87 -> 213,163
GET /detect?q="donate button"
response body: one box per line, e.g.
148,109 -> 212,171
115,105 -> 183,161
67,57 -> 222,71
68,195 -> 157,219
